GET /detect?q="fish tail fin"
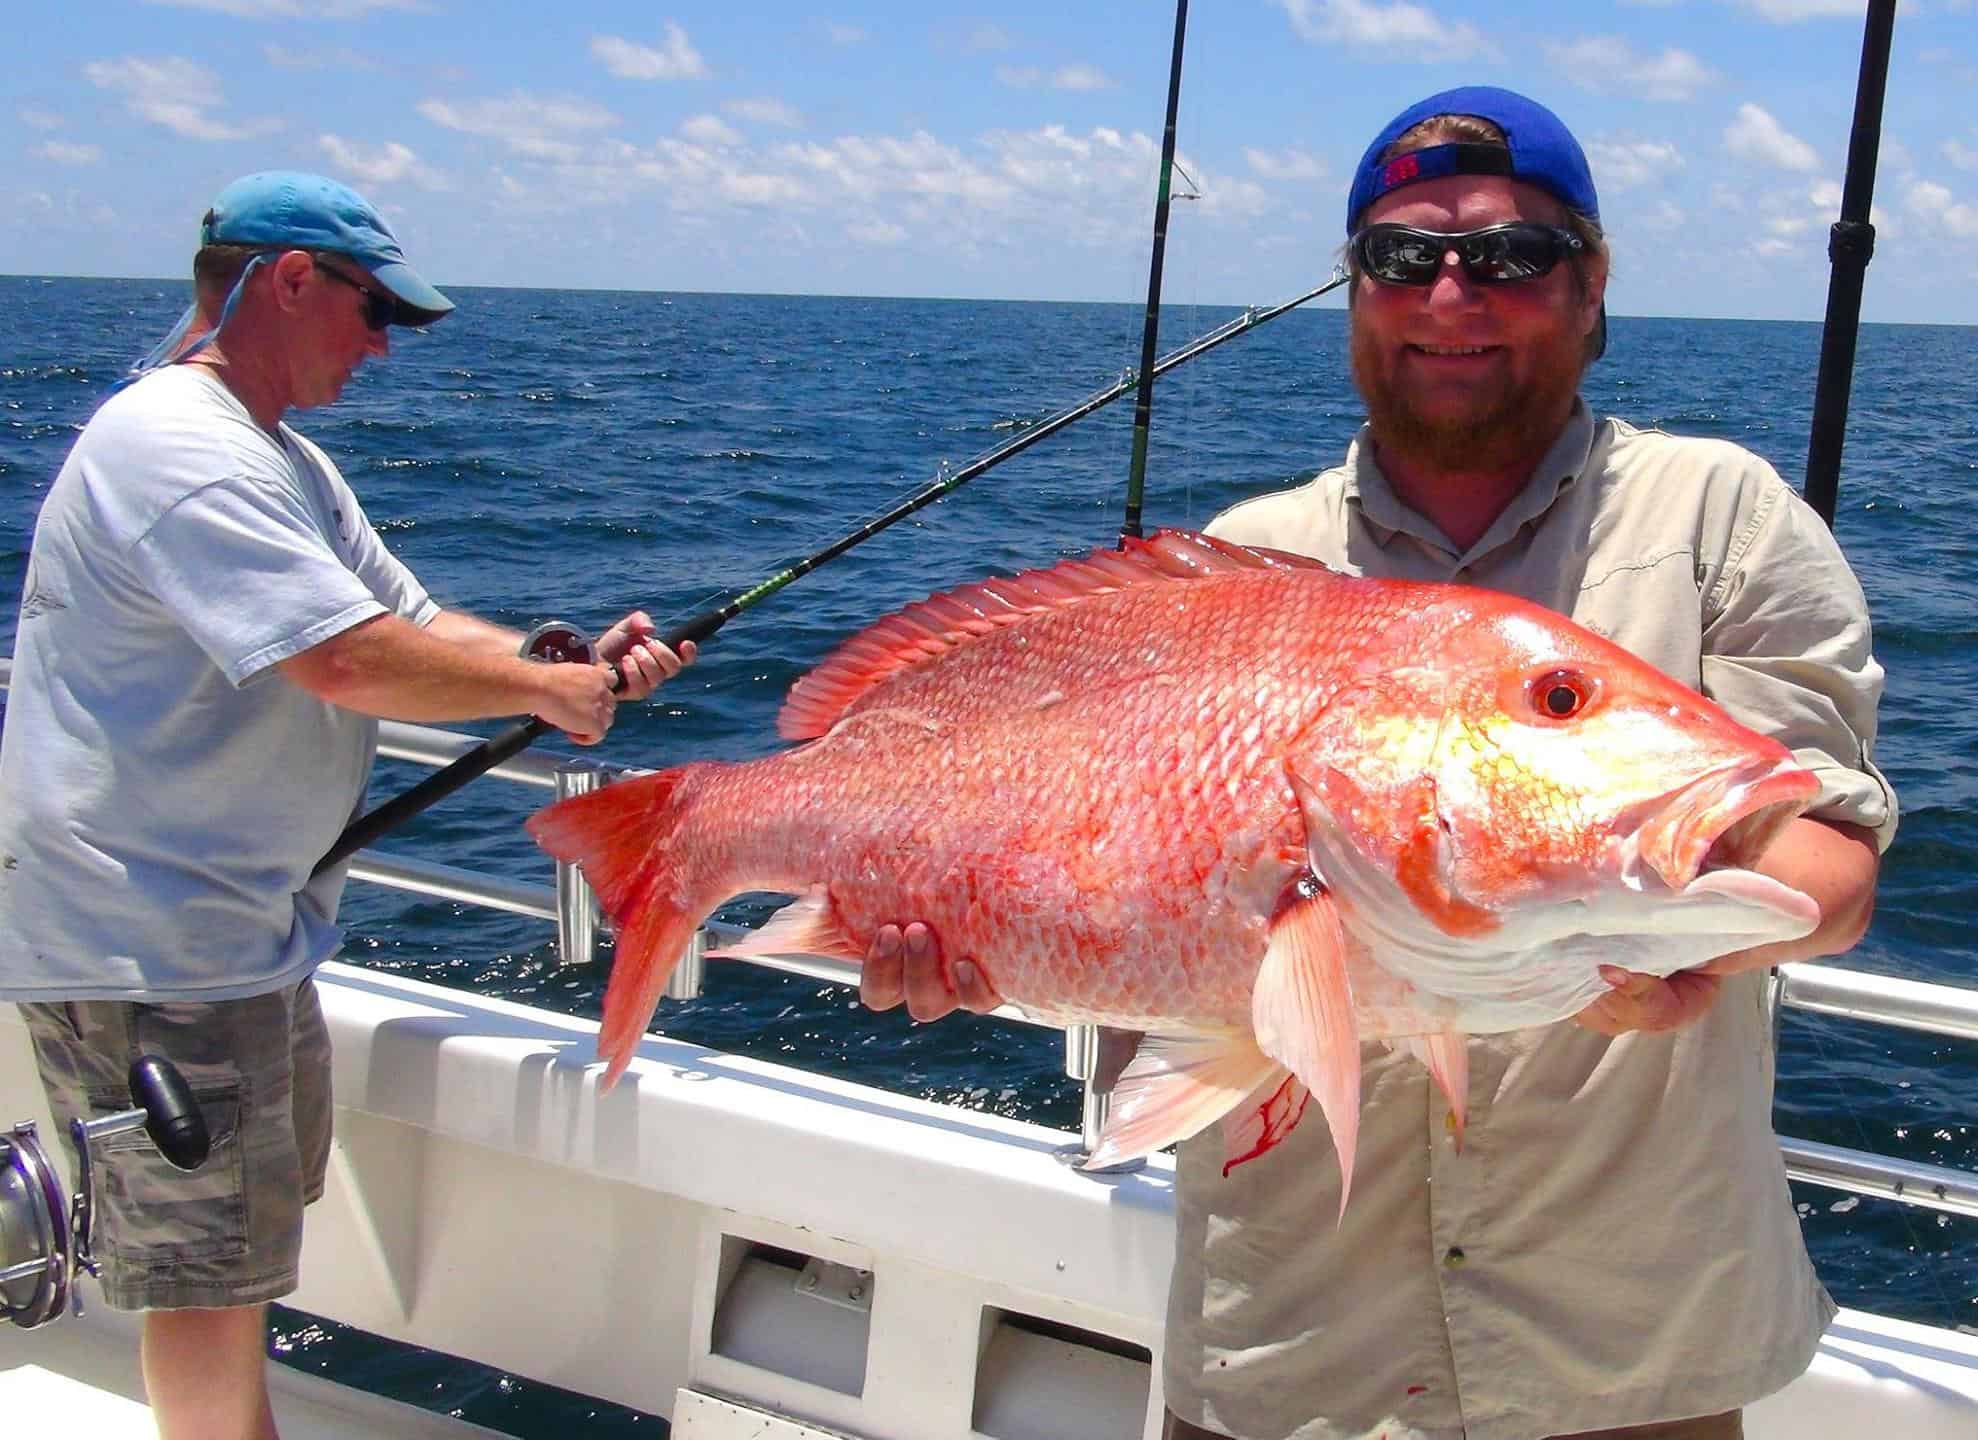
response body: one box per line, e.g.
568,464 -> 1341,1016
525,767 -> 716,1088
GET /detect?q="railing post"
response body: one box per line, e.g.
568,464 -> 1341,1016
552,760 -> 603,967
1061,1024 -> 1144,1173
664,927 -> 707,1001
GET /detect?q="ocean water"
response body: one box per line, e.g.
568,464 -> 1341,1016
1,276 -> 1972,1433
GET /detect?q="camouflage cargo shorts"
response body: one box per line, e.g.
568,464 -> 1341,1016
17,976 -> 331,1310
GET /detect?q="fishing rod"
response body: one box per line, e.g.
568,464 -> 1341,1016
1803,0 -> 1896,530
1120,0 -> 1189,545
313,268 -> 1350,876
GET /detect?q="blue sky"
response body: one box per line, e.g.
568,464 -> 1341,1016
7,1 -> 1977,323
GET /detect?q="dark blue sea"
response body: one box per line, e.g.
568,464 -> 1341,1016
2,277 -> 1972,1434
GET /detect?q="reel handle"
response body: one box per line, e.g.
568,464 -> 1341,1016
127,1055 -> 209,1172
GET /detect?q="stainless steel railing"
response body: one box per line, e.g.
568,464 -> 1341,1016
364,718 -> 1978,1214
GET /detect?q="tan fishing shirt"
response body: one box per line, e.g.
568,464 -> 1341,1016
1165,401 -> 1897,1440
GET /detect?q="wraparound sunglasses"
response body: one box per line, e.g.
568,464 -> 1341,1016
1351,222 -> 1586,286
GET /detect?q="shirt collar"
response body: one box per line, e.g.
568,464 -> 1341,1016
1344,397 -> 1598,565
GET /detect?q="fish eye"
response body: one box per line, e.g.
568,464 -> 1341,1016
1528,669 -> 1592,721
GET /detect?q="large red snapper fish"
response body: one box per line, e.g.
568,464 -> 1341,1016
527,531 -> 1819,1199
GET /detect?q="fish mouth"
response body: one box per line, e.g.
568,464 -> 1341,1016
1631,757 -> 1820,910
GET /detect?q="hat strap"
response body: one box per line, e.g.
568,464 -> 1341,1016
109,253 -> 274,396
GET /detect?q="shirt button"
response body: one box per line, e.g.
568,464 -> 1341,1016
1443,1246 -> 1467,1268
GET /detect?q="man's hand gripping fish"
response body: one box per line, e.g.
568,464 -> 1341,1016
527,531 -> 1819,1209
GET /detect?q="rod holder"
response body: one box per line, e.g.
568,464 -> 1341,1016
1061,1024 -> 1144,1174
665,927 -> 708,1002
552,761 -> 603,967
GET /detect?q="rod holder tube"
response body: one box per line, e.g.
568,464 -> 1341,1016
665,926 -> 708,1002
553,761 -> 604,967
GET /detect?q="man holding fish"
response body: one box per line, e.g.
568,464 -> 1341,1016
849,88 -> 1894,1440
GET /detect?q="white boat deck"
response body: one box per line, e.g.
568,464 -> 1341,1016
6,962 -> 1977,1439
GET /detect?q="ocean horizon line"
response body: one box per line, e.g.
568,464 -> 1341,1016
2,271 -> 1971,333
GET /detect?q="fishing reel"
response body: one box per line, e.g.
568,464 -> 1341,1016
520,620 -> 599,668
0,1055 -> 209,1329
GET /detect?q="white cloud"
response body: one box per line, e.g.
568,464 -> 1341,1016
1245,146 -> 1323,182
417,93 -> 618,161
1944,139 -> 1978,172
84,56 -> 280,141
848,217 -> 909,246
1276,0 -> 1497,64
36,140 -> 102,165
1723,103 -> 1818,172
826,24 -> 866,47
1631,198 -> 1687,232
999,63 -> 1114,91
1736,0 -> 1868,20
1052,65 -> 1112,91
143,0 -> 416,15
19,108 -> 64,131
1908,179 -> 1978,238
726,97 -> 802,128
592,24 -> 706,81
316,134 -> 445,189
263,43 -> 377,71
967,25 -> 1012,52
681,114 -> 742,148
1544,37 -> 1716,101
1586,138 -> 1685,192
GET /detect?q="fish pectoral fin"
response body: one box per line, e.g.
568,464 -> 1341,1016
1220,1073 -> 1309,1176
1085,1034 -> 1281,1171
707,886 -> 865,963
1252,880 -> 1363,1214
1397,1031 -> 1471,1149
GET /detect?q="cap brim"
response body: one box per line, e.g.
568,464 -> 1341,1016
365,259 -> 453,326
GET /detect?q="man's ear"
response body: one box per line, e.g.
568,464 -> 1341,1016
266,249 -> 317,312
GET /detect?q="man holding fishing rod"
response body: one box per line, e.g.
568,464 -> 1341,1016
866,88 -> 1893,1440
0,171 -> 691,1440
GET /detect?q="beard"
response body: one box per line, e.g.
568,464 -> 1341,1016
1349,312 -> 1586,475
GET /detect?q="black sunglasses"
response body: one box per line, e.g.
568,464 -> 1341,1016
312,260 -> 396,331
1351,222 -> 1585,287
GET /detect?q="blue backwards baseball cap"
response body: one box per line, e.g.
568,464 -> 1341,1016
201,171 -> 453,324
1345,86 -> 1599,235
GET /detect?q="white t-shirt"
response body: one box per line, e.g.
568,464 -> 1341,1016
0,364 -> 437,1001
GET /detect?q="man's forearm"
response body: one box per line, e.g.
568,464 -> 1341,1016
422,607 -> 525,659
277,612 -> 555,722
1703,816 -> 1880,975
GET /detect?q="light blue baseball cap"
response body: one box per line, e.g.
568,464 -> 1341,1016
201,171 -> 453,324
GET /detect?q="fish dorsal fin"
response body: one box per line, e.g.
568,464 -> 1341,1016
777,528 -> 1332,740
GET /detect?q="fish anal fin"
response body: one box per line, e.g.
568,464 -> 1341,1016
1221,1074 -> 1311,1176
777,529 -> 1338,740
709,887 -> 865,963
1084,1034 -> 1280,1171
1252,877 -> 1362,1215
